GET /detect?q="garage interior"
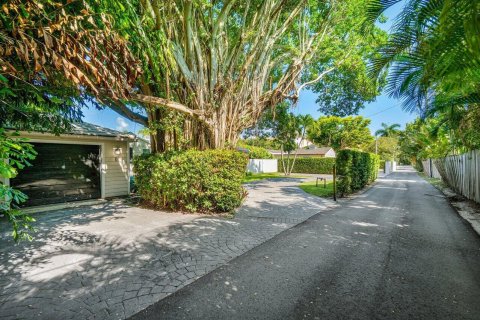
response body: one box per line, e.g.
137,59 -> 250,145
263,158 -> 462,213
10,143 -> 102,207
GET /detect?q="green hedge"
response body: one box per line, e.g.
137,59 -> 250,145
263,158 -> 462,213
336,150 -> 379,196
237,143 -> 273,159
278,157 -> 335,174
134,150 -> 248,213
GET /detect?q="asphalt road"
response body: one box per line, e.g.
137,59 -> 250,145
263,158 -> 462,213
129,167 -> 480,320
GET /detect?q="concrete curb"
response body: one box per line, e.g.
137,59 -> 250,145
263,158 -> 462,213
455,205 -> 480,236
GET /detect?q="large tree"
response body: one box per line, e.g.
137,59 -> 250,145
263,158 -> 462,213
103,0 -> 386,151
308,116 -> 374,151
368,136 -> 399,161
268,105 -> 314,175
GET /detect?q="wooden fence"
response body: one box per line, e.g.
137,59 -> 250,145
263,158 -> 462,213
434,150 -> 480,203
421,159 -> 442,179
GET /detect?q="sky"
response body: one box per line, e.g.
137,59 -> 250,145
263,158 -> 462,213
81,1 -> 415,136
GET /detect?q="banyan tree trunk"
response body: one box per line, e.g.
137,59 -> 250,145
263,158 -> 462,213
148,109 -> 166,153
148,107 -> 241,153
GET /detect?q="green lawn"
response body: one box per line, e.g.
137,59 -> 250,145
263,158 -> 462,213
299,180 -> 335,198
242,173 -> 305,183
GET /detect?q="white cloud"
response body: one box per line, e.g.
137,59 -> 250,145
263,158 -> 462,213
116,117 -> 129,132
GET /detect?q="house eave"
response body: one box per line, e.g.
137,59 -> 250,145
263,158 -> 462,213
12,130 -> 136,142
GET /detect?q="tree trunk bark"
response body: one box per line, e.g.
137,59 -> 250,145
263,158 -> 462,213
149,109 -> 166,153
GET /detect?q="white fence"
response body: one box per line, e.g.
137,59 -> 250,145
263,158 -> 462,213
421,159 -> 442,179
432,150 -> 480,203
246,159 -> 278,173
385,161 -> 397,175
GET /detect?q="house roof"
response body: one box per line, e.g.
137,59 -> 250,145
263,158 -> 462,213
269,147 -> 334,155
69,122 -> 136,140
134,136 -> 151,144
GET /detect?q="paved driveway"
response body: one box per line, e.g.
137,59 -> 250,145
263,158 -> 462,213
0,177 -> 334,319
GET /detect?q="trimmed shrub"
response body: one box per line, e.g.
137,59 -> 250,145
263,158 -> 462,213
278,157 -> 335,174
134,150 -> 248,213
336,150 -> 379,196
237,142 -> 273,159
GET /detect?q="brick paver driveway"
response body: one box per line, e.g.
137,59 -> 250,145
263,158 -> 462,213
0,177 -> 335,319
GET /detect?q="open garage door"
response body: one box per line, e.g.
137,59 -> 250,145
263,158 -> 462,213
11,143 -> 101,207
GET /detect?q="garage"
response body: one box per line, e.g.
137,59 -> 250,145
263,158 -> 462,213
4,122 -> 135,208
11,143 -> 102,207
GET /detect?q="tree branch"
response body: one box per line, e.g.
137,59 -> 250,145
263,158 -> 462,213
132,94 -> 205,118
295,66 -> 336,96
106,101 -> 148,126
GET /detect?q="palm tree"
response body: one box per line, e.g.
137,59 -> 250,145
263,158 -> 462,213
367,0 -> 480,115
375,123 -> 401,137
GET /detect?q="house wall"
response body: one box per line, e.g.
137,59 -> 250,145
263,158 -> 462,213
103,140 -> 129,197
325,149 -> 336,158
13,133 -> 130,199
129,139 -> 151,176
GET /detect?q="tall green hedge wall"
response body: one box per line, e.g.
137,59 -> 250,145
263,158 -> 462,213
134,150 -> 248,213
278,157 -> 335,174
336,150 -> 379,196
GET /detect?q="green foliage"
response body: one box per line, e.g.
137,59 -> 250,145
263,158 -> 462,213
278,158 -> 335,174
336,150 -> 379,196
310,0 -> 387,116
247,103 -> 314,175
0,129 -> 37,241
239,138 -> 281,150
313,48 -> 386,116
237,142 -> 272,159
398,117 -> 464,166
368,0 -> 480,137
308,116 -> 374,151
398,108 -> 480,167
367,137 -> 399,161
134,150 -> 248,213
266,104 -> 312,154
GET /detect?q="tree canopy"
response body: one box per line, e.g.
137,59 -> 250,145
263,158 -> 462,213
100,0 -> 385,151
308,116 -> 374,151
368,136 -> 399,161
